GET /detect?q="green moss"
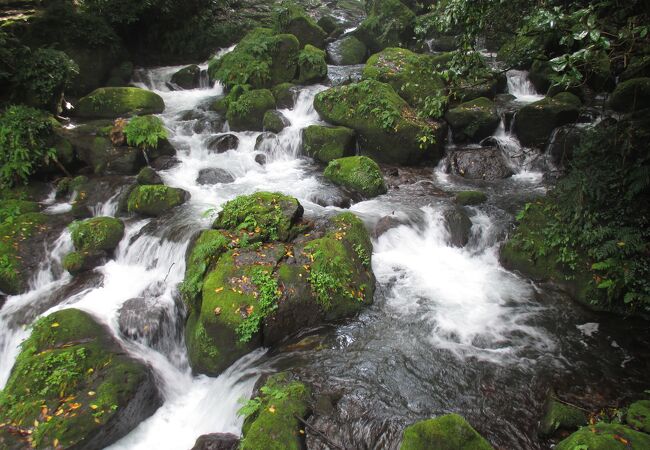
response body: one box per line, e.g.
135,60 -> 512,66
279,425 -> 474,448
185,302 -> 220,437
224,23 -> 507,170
553,91 -> 582,107
302,125 -> 356,163
400,414 -> 494,450
136,167 -> 163,185
0,199 -> 40,222
62,251 -> 85,274
274,1 -> 327,48
240,372 -> 310,450
303,212 -> 374,318
297,44 -> 327,83
445,97 -> 499,143
127,185 -> 187,216
69,216 -> 125,252
170,64 -> 201,89
455,191 -> 487,206
363,48 -> 447,109
0,212 -> 49,294
324,156 -> 387,198
213,192 -> 303,242
272,82 -> 296,108
513,96 -> 580,148
556,422 -> 650,450
0,309 -> 155,449
539,398 -> 588,436
627,400 -> 650,433
356,0 -> 415,52
263,110 -> 287,133
314,79 -> 446,164
609,77 -> 650,113
76,87 -> 165,119
337,36 -> 367,65
226,88 -> 276,131
208,28 -> 300,90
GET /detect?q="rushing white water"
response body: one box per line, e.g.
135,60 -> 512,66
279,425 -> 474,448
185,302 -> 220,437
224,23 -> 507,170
507,70 -> 544,103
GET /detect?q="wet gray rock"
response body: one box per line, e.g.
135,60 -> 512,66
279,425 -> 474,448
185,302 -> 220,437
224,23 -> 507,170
255,154 -> 267,166
254,132 -> 279,153
207,134 -> 239,153
443,206 -> 473,247
447,148 -> 514,180
196,168 -> 235,185
547,125 -> 585,168
149,155 -> 181,171
373,214 -> 408,238
309,188 -> 353,209
118,297 -> 170,346
190,433 -> 239,450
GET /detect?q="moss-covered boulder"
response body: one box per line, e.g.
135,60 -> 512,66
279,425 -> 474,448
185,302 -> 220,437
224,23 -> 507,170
62,250 -> 107,275
330,36 -> 367,65
627,400 -> 650,433
208,28 -> 300,90
0,212 -> 49,295
513,96 -> 580,148
400,414 -> 494,450
0,309 -> 161,449
609,78 -> 650,113
356,0 -> 415,53
127,185 -> 189,217
136,166 -> 163,185
314,79 -> 447,164
453,72 -> 507,103
274,2 -> 327,48
556,423 -> 650,450
302,125 -> 356,162
539,397 -> 588,437
76,87 -> 165,119
455,191 -> 487,206
264,110 -> 289,133
240,373 -> 310,450
170,64 -> 202,89
324,156 -> 387,198
553,92 -> 582,108
297,45 -> 328,83
620,56 -> 650,82
362,48 -> 446,108
445,97 -> 499,143
226,89 -> 276,131
272,82 -> 296,109
69,216 -> 125,253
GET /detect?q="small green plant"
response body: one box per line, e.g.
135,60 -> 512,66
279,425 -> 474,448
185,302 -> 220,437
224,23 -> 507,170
124,115 -> 167,149
0,105 -> 57,188
236,268 -> 280,342
418,91 -> 447,119
237,385 -> 288,418
353,243 -> 371,268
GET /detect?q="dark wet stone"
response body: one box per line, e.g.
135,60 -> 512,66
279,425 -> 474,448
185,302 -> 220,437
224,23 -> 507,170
190,433 -> 239,450
118,297 -> 170,346
149,156 -> 181,171
255,154 -> 267,166
373,214 -> 408,238
443,206 -> 473,247
254,132 -> 279,153
196,168 -> 235,185
207,134 -> 239,153
447,148 -> 514,180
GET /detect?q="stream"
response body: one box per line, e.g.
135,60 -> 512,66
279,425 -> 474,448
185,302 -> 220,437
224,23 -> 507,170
1,48 -> 649,450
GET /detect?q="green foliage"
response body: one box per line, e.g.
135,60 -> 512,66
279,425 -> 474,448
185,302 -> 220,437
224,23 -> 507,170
180,231 -> 230,307
238,384 -> 288,418
124,115 -> 167,149
0,106 -> 56,188
236,268 -> 280,342
68,216 -> 125,252
419,91 -> 447,120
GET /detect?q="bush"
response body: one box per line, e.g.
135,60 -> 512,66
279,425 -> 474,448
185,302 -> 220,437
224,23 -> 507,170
0,106 -> 56,188
124,115 -> 167,149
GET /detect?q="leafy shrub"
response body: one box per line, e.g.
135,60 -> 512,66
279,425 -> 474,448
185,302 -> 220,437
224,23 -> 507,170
236,268 -> 280,342
124,115 -> 167,149
0,106 -> 56,188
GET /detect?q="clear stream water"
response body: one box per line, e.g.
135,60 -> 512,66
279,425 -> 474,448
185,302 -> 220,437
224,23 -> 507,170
0,54 -> 648,450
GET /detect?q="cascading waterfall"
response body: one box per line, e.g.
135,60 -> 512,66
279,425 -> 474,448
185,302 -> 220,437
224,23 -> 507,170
506,70 -> 544,103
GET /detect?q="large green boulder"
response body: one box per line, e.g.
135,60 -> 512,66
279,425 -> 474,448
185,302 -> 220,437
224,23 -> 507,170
331,36 -> 367,65
362,48 -> 446,108
324,156 -> 387,198
445,97 -> 499,143
627,400 -> 650,433
76,87 -> 165,119
209,28 -> 300,90
0,309 -> 161,449
356,0 -> 415,53
314,79 -> 447,164
297,45 -> 328,83
274,2 -> 327,48
69,216 -> 125,252
170,64 -> 201,89
400,414 -> 494,450
264,110 -> 289,133
609,77 -> 650,113
226,89 -> 276,131
240,373 -> 310,450
556,423 -> 650,450
302,125 -> 356,162
539,397 -> 588,436
513,96 -> 579,148
127,185 -> 189,216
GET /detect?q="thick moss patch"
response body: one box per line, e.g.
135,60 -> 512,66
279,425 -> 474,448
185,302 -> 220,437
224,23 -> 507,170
127,185 -> 188,216
356,0 -> 415,52
445,97 -> 499,143
539,397 -> 588,436
69,216 -> 125,252
363,47 -> 446,109
302,125 -> 356,163
513,96 -> 580,148
76,87 -> 165,119
274,2 -> 327,49
556,423 -> 650,450
627,400 -> 650,433
0,309 -> 160,449
297,45 -> 328,84
240,372 -> 310,450
335,36 -> 367,65
609,77 -> 650,113
226,89 -> 276,131
324,156 -> 387,198
400,414 -> 494,450
314,79 -> 446,164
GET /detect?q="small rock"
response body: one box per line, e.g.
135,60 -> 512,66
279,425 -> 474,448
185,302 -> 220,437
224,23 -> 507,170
197,168 -> 235,185
118,297 -> 170,346
190,433 -> 239,450
443,207 -> 473,247
255,154 -> 267,166
448,148 -> 514,180
207,134 -> 239,153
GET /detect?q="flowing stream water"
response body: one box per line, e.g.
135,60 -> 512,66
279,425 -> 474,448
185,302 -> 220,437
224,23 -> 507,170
1,55 -> 649,450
